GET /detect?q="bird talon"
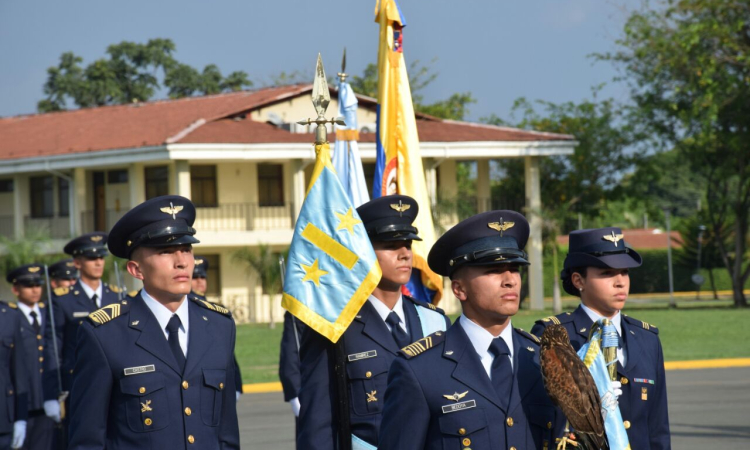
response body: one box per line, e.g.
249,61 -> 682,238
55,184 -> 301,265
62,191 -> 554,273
555,434 -> 580,450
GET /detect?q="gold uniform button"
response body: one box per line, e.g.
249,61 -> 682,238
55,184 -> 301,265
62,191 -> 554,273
547,421 -> 552,429
365,371 -> 372,378
188,435 -> 195,444
621,377 -> 629,385
39,368 -> 43,373
623,420 -> 631,430
185,407 -> 192,416
39,357 -> 44,362
219,382 -> 224,390
506,417 -> 514,427
69,369 -> 74,374
510,447 -> 518,450
37,334 -> 42,340
139,387 -> 146,394
144,418 -> 152,426
458,428 -> 466,435
38,345 -> 43,351
462,437 -> 471,446
182,381 -> 189,390
8,390 -> 13,395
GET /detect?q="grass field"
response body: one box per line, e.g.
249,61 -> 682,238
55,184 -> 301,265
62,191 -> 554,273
235,301 -> 750,384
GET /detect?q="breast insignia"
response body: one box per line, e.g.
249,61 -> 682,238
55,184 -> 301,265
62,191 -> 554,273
443,391 -> 468,402
88,304 -> 126,326
191,298 -> 232,317
53,286 -> 70,297
515,328 -> 540,344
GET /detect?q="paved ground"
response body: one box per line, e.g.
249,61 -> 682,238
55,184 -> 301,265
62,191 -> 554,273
238,367 -> 750,449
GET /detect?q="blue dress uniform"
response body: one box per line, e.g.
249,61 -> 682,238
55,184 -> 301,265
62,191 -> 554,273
297,195 -> 451,450
0,300 -> 29,449
530,227 -> 670,450
67,195 -> 240,450
379,210 -> 565,450
278,311 -> 304,403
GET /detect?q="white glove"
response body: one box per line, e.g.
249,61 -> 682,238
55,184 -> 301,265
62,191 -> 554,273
11,420 -> 26,449
235,391 -> 241,402
44,400 -> 61,423
290,397 -> 301,417
611,380 -> 622,399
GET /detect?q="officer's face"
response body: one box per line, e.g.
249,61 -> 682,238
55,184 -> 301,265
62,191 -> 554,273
372,240 -> 413,289
51,279 -> 75,289
192,276 -> 207,294
452,264 -> 521,330
12,284 -> 42,305
127,245 -> 194,302
575,267 -> 630,317
75,256 -> 105,280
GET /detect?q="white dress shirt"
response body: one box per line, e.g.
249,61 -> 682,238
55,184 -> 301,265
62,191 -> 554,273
368,294 -> 408,333
17,301 -> 42,327
78,280 -> 104,308
580,303 -> 627,367
141,289 -> 190,357
459,315 -> 514,378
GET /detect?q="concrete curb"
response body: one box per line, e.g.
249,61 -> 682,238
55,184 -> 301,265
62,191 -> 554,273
241,357 -> 750,394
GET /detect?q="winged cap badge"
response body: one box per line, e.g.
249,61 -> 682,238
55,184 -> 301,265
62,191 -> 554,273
195,259 -> 204,265
390,200 -> 411,217
160,202 -> 184,220
488,217 -> 515,236
90,235 -> 104,242
602,231 -> 625,247
28,267 -> 41,273
443,391 -> 469,402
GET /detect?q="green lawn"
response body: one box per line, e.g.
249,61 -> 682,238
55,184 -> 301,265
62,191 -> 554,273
235,302 -> 750,384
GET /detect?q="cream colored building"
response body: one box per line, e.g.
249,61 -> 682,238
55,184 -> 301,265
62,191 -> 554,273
0,85 -> 576,321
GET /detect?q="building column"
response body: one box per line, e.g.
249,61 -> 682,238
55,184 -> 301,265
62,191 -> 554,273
12,175 -> 23,239
291,159 -> 306,223
129,163 -> 146,206
173,160 -> 191,198
424,158 -> 438,207
476,159 -> 491,212
525,156 -> 544,310
73,168 -> 86,236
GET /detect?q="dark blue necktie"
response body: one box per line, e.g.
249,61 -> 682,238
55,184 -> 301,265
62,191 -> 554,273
385,311 -> 411,349
166,315 -> 186,373
488,338 -> 512,411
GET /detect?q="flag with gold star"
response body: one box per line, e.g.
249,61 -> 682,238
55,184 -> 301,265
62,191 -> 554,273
282,142 -> 382,343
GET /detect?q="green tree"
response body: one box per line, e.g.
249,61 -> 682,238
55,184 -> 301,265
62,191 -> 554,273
232,244 -> 286,328
675,212 -> 728,299
0,231 -> 62,282
599,0 -> 750,306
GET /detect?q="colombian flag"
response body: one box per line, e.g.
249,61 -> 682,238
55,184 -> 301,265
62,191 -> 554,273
373,0 -> 443,303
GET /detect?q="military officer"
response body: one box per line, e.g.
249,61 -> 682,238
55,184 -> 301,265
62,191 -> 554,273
531,227 -> 671,449
378,210 -> 565,450
190,256 -> 243,402
7,264 -> 54,450
297,195 -> 451,450
42,232 -> 121,423
1,273 -> 30,449
48,259 -> 78,290
67,194 -> 239,450
278,311 -> 304,420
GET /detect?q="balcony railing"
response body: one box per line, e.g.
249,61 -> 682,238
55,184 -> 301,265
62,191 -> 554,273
24,216 -> 72,239
194,202 -> 295,232
80,210 -> 128,234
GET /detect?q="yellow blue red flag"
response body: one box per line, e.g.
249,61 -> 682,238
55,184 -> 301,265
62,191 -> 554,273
373,0 -> 443,303
282,143 -> 382,343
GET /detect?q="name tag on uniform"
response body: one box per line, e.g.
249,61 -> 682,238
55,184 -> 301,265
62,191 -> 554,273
441,399 -> 476,414
124,365 -> 156,376
73,312 -> 89,318
348,350 -> 377,362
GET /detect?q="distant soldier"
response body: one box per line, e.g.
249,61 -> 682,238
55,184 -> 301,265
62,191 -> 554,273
7,264 -> 53,450
531,227 -> 670,449
278,311 -> 304,422
48,259 -> 78,290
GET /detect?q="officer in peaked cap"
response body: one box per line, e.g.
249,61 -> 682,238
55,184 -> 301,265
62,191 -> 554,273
8,264 -> 54,450
67,195 -> 239,450
298,195 -> 450,450
379,210 -> 565,450
48,259 -> 78,290
531,227 -> 670,449
42,233 -> 122,425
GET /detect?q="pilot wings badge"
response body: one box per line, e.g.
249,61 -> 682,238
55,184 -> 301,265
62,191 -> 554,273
443,391 -> 469,402
602,231 -> 625,247
160,202 -> 184,220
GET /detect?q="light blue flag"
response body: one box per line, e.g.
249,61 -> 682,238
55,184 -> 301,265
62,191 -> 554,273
333,82 -> 370,207
577,322 -> 631,450
282,143 -> 381,343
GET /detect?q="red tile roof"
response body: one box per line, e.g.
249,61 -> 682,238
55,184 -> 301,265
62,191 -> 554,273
557,228 -> 683,250
0,84 -> 574,161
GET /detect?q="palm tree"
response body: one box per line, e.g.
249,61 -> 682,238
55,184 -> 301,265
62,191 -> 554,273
232,244 -> 287,328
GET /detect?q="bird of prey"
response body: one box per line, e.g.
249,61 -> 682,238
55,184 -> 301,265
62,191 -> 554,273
540,324 -> 609,450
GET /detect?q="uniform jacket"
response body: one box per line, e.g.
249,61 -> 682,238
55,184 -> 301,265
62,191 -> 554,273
42,283 -> 121,400
67,293 -> 240,450
531,305 -> 671,450
0,301 -> 29,434
297,296 -> 451,449
14,302 -> 47,412
279,311 -> 304,402
378,320 -> 564,450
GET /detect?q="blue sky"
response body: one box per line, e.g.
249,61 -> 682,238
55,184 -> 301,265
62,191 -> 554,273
0,0 -> 641,122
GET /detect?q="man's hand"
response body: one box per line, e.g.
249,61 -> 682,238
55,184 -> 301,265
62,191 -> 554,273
44,400 -> 61,423
11,420 -> 26,449
611,380 -> 622,398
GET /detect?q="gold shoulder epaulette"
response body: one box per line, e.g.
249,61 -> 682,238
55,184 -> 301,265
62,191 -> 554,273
191,298 -> 232,317
540,315 -> 561,325
39,302 -> 45,308
53,286 -> 70,297
400,331 -> 445,359
515,328 -> 540,344
88,303 -> 127,326
109,285 -> 122,293
7,301 -> 18,309
128,290 -> 139,298
623,315 -> 659,334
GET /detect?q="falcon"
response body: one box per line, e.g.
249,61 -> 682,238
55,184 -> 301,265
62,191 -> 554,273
540,324 -> 609,450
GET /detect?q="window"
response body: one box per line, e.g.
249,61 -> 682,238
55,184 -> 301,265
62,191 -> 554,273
0,179 -> 12,193
30,176 -> 54,218
58,178 -> 70,217
258,164 -> 284,207
145,166 -> 169,199
108,169 -> 128,184
203,254 -> 221,296
190,165 -> 218,207
362,163 -> 376,199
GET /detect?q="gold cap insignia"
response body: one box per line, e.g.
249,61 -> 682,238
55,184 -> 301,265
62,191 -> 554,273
527,346 -> 535,352
443,391 -> 468,402
195,259 -> 204,265
488,217 -> 515,236
90,235 -> 103,242
390,200 -> 411,216
28,267 -> 41,273
66,262 -> 75,267
602,231 -> 625,247
160,202 -> 184,220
